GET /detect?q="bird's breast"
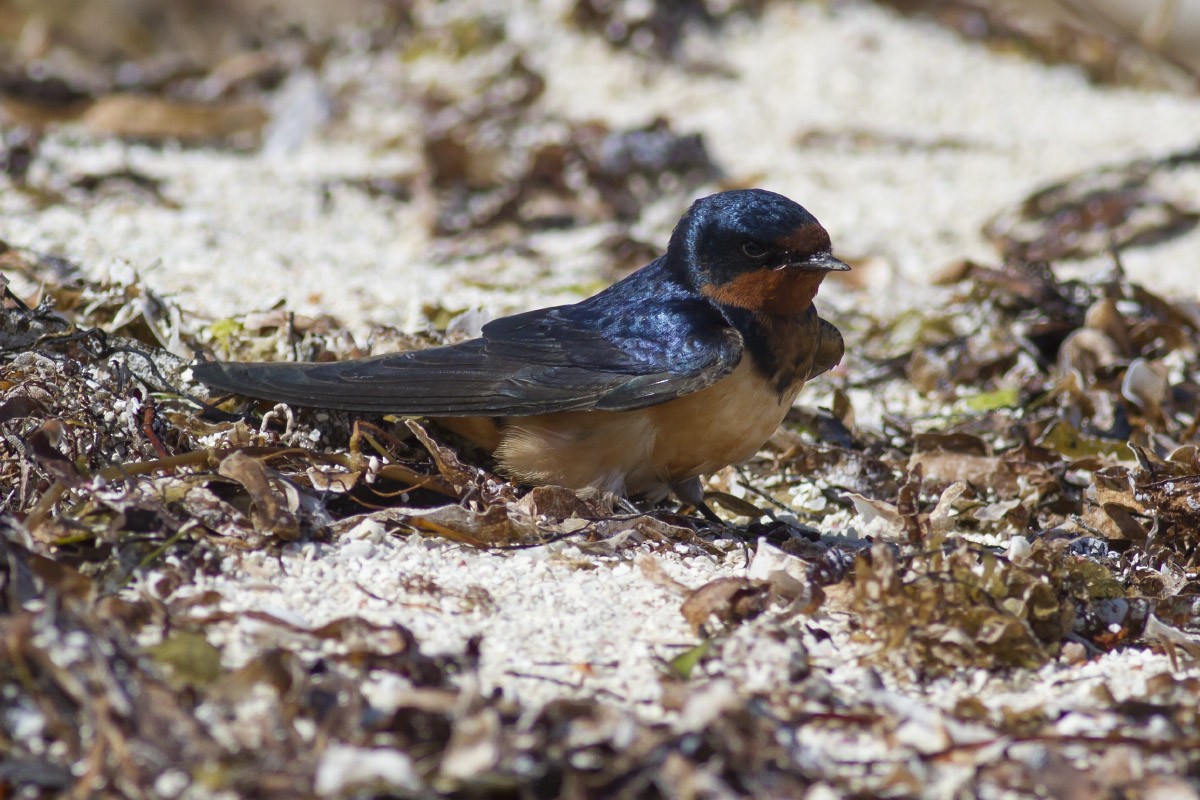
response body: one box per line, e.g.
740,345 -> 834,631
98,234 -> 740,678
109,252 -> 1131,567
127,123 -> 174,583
488,357 -> 801,498
641,357 -> 800,481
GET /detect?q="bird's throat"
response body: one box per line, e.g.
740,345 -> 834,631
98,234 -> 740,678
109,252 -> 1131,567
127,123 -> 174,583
701,269 -> 827,316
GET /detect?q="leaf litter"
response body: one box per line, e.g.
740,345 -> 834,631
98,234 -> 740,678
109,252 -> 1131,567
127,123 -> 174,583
3,2 -> 1200,798
7,177 -> 1200,796
875,0 -> 1200,90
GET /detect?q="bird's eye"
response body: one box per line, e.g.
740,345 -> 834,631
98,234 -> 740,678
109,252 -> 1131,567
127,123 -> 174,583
741,241 -> 767,258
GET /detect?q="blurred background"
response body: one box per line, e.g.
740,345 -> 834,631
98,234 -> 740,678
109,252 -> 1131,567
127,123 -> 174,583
2,0 -> 1199,331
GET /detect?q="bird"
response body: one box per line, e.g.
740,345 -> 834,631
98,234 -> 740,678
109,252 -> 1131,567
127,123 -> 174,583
192,188 -> 848,517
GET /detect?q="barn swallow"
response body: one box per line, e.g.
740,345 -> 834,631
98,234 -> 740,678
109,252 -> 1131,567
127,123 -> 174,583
192,189 -> 848,516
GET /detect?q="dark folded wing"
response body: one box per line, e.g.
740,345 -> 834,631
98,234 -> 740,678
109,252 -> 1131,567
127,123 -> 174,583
192,304 -> 743,416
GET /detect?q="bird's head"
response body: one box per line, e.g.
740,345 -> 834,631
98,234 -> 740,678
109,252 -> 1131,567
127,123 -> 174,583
667,188 -> 849,316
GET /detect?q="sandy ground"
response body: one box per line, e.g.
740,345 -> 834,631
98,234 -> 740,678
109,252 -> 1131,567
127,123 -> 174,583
8,2 -> 1200,334
6,0 -> 1200,723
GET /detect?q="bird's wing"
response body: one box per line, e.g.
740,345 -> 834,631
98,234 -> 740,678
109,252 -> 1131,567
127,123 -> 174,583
192,300 -> 743,417
806,317 -> 844,381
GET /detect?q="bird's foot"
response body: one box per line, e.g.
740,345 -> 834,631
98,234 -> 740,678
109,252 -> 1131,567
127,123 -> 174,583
671,477 -> 727,526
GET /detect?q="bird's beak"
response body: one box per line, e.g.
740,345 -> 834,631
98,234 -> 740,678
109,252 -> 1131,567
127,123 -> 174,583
786,251 -> 851,272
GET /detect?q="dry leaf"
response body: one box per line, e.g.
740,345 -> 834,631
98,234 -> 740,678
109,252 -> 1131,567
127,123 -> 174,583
680,577 -> 770,634
83,94 -> 266,142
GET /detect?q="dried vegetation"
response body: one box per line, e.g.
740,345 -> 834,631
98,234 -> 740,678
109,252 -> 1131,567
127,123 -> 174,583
2,1 -> 1200,798
878,0 -> 1200,90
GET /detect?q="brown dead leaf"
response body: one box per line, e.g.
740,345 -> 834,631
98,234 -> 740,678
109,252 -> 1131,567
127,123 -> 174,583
217,450 -> 300,540
305,465 -> 360,493
1091,466 -> 1146,513
909,452 -> 1008,491
912,431 -> 990,456
680,577 -> 770,634
928,482 -> 970,537
82,94 -> 266,142
356,503 -> 546,548
1139,475 -> 1200,531
235,611 -> 444,679
515,484 -> 601,521
406,419 -> 476,490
